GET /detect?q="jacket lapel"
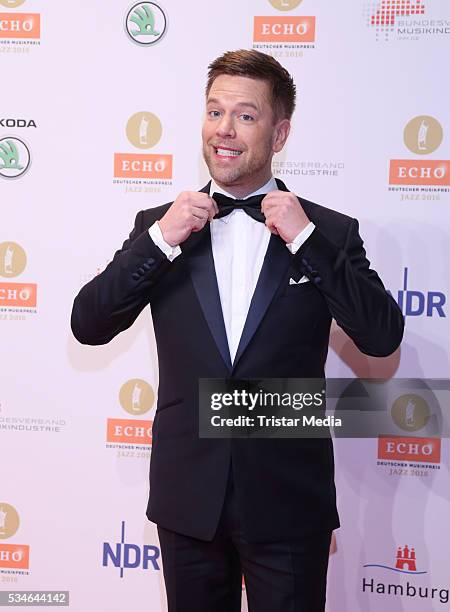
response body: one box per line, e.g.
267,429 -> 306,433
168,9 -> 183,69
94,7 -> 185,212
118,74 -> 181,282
232,232 -> 291,370
231,178 -> 294,369
181,183 -> 232,371
181,178 -> 296,372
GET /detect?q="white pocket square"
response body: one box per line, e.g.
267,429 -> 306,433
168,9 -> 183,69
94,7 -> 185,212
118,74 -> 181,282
289,275 -> 310,285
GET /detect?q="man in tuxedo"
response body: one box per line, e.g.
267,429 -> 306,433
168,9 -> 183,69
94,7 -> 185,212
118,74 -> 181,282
72,50 -> 404,611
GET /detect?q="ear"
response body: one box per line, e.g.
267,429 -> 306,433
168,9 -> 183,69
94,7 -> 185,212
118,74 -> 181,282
272,119 -> 291,153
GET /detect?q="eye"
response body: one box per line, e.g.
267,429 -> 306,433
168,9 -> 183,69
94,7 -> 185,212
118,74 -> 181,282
208,110 -> 221,118
240,114 -> 254,122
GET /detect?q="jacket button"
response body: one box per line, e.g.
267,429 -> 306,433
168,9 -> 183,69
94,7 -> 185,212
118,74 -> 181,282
138,267 -> 145,275
314,276 -> 322,284
147,258 -> 155,265
301,258 -> 308,266
143,262 -> 151,271
132,272 -> 140,281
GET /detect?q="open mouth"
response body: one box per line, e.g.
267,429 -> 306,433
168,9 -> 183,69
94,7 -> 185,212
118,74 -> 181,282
214,146 -> 243,158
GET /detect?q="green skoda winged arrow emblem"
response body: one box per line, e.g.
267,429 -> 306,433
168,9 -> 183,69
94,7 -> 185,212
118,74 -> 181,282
0,137 -> 31,179
125,2 -> 168,46
0,139 -> 23,171
130,4 -> 160,37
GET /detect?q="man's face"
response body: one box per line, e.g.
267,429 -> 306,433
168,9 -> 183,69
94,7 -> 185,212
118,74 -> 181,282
202,75 -> 290,196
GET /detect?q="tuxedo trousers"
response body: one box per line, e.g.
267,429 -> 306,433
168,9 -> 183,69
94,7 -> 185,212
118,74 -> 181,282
157,465 -> 332,612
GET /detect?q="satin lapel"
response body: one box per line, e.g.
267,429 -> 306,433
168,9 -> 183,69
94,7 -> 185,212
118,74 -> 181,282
232,233 -> 291,371
181,182 -> 232,371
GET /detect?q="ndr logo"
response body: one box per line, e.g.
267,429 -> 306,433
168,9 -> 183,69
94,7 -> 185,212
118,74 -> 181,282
388,268 -> 445,318
102,521 -> 160,578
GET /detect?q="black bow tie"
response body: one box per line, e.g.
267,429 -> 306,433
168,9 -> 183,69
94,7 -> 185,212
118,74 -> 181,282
212,192 -> 266,223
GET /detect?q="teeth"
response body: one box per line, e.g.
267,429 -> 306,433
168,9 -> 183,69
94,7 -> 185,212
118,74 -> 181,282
216,148 -> 242,157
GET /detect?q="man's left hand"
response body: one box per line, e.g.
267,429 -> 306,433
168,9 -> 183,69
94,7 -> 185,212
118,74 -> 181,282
261,191 -> 310,243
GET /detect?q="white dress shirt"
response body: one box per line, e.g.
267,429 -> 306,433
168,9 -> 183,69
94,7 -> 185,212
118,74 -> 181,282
149,178 -> 315,363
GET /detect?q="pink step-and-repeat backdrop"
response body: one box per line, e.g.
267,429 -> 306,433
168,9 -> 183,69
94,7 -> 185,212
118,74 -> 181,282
1,0 -> 449,610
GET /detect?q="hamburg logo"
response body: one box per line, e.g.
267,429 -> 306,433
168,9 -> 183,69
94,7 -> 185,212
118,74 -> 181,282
364,545 -> 426,574
362,545 -> 449,603
0,137 -> 31,179
102,521 -> 160,577
125,2 -> 167,46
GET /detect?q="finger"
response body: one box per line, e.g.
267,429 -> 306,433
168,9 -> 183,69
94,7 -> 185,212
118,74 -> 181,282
191,206 -> 209,221
264,215 -> 279,235
191,216 -> 208,232
261,193 -> 282,213
191,193 -> 215,209
210,196 -> 219,216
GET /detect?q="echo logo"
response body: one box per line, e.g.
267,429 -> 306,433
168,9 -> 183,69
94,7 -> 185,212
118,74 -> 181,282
378,436 -> 441,463
103,522 -> 160,578
0,283 -> 36,307
114,153 -> 172,179
106,418 -> 152,445
0,243 -> 37,308
389,116 -> 448,185
114,111 -> 172,180
0,13 -> 40,38
389,160 -> 449,186
0,503 -> 30,571
253,16 -> 315,42
388,268 -> 445,318
0,544 -> 29,570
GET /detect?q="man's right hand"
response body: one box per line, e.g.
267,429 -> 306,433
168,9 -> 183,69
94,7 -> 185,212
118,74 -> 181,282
158,192 -> 218,247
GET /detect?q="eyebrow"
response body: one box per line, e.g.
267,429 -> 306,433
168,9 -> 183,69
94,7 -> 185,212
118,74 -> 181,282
206,98 -> 259,112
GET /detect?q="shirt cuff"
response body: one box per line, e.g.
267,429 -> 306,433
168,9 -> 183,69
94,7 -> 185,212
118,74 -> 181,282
148,222 -> 182,262
286,222 -> 316,255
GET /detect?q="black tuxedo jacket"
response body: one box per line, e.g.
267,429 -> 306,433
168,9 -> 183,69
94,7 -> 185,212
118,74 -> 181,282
71,179 -> 404,543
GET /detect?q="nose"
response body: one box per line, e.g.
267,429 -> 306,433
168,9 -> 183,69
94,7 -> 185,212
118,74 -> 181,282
216,113 -> 236,139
